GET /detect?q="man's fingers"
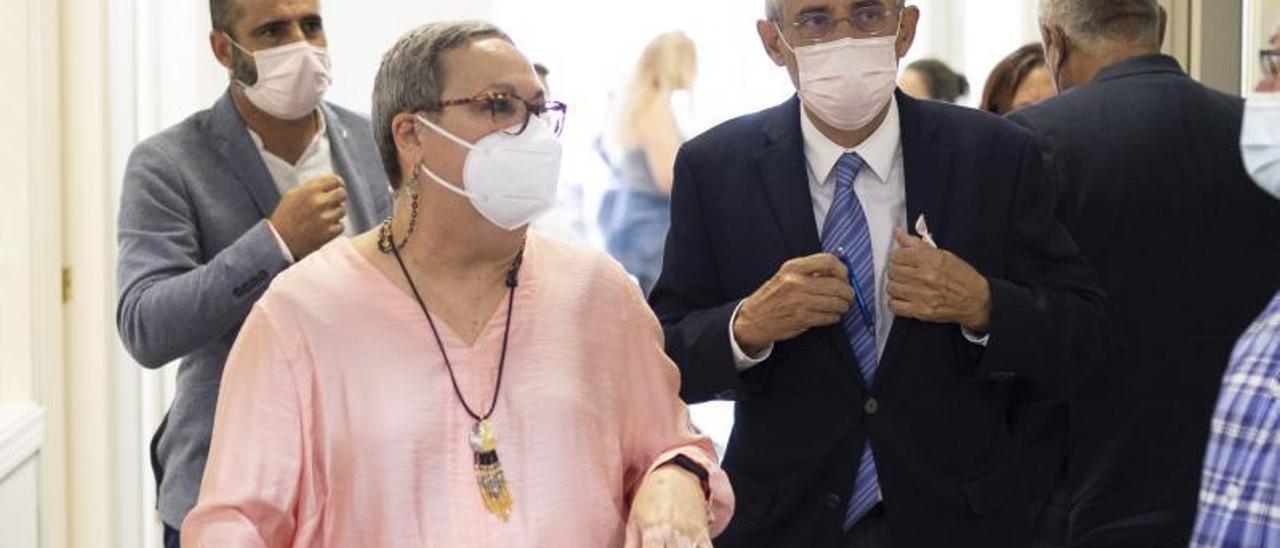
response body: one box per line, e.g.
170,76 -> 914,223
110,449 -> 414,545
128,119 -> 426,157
306,174 -> 344,191
894,228 -> 927,249
810,312 -> 843,327
806,295 -> 852,316
320,185 -> 349,205
891,246 -> 934,269
888,280 -> 927,303
321,207 -> 346,223
807,276 -> 856,303
889,297 -> 919,318
786,253 -> 848,279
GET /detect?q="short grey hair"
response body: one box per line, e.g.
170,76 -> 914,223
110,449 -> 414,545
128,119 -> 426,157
766,0 -> 905,22
371,21 -> 512,187
1039,0 -> 1161,51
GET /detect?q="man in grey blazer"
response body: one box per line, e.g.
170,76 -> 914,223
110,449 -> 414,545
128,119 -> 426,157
115,1 -> 391,544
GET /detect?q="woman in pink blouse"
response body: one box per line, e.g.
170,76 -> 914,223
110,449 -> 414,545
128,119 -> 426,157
182,20 -> 734,547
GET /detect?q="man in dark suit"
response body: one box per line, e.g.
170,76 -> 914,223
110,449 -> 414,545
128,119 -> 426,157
649,0 -> 1104,546
1008,1 -> 1280,546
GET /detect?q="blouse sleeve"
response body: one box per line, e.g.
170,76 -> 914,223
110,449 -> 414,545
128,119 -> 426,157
616,272 -> 736,537
181,303 -> 314,547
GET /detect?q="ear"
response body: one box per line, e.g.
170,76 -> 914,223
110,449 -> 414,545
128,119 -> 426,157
1041,24 -> 1065,62
210,30 -> 234,71
757,20 -> 788,67
1156,6 -> 1169,48
392,111 -> 428,175
896,6 -> 920,59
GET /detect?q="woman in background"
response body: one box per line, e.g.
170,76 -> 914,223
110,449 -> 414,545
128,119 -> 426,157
598,31 -> 697,294
980,43 -> 1056,115
899,58 -> 969,103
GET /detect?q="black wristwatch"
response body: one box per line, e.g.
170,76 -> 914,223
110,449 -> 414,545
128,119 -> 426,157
662,454 -> 712,498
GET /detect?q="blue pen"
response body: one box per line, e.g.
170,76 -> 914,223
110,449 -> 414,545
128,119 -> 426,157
836,252 -> 876,333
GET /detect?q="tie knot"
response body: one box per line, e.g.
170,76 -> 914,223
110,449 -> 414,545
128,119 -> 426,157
835,153 -> 864,189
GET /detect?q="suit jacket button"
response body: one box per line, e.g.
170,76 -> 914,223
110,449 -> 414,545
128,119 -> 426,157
825,493 -> 843,510
864,398 -> 880,415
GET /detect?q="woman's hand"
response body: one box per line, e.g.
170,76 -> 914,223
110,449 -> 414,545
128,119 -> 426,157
624,464 -> 712,548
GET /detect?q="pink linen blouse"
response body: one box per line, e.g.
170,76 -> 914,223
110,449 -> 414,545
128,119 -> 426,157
182,233 -> 734,547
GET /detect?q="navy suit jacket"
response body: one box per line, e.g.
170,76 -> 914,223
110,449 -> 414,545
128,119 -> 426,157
1010,54 -> 1280,547
650,92 -> 1104,548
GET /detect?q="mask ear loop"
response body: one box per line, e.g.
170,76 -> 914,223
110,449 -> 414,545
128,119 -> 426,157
773,22 -> 796,54
414,114 -> 484,201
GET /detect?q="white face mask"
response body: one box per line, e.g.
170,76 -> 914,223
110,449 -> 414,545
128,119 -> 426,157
229,37 -> 332,120
1243,93 -> 1280,200
777,27 -> 900,131
415,115 -> 563,231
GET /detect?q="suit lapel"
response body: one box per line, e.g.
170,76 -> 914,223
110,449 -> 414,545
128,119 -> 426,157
754,97 -> 863,386
878,92 -> 954,377
754,98 -> 823,258
323,104 -> 383,232
209,93 -> 281,218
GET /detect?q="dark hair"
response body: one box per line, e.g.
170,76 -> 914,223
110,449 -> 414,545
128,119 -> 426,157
905,59 -> 969,103
533,63 -> 550,78
980,44 -> 1047,116
209,0 -> 243,38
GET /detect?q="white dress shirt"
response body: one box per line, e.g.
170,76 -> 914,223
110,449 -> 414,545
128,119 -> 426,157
248,110 -> 352,263
732,100 -> 985,371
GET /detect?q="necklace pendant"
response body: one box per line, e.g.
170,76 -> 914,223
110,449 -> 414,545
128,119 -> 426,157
469,420 -> 513,521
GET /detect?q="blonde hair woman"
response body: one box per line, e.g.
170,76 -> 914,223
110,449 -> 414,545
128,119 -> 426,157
599,31 -> 698,294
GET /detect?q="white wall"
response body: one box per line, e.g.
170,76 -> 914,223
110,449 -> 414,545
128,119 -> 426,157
906,0 -> 1043,107
1245,0 -> 1280,93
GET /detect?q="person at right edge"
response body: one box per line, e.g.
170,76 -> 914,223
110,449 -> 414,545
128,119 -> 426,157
1010,1 -> 1280,546
649,0 -> 1105,546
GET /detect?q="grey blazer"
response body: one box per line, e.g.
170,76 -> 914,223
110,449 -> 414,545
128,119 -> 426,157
116,92 -> 392,529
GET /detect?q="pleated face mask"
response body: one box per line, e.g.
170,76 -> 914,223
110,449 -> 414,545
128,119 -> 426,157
1243,93 -> 1280,199
230,37 -> 332,121
778,26 -> 899,131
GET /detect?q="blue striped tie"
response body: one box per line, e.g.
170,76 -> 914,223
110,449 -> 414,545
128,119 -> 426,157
820,153 -> 882,529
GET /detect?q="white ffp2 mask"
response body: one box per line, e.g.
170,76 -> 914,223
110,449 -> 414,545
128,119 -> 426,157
415,115 -> 563,231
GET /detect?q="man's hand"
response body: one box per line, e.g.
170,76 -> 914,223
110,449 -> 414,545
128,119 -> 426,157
269,174 -> 347,260
733,254 -> 855,356
887,229 -> 992,332
624,465 -> 712,548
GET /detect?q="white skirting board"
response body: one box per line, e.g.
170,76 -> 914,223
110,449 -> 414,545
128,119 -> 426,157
0,403 -> 43,548
0,403 -> 43,482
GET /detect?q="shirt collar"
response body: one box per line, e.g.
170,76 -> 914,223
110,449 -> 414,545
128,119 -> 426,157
800,98 -> 900,186
246,109 -> 328,162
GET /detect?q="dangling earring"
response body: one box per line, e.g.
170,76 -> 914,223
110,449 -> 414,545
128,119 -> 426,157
377,168 -> 422,254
